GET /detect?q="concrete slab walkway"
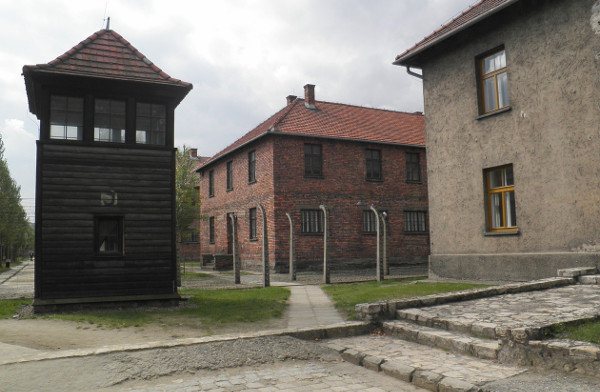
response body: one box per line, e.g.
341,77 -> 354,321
286,285 -> 344,329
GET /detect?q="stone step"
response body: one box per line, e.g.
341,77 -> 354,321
323,334 -> 527,392
396,308 -> 508,340
383,319 -> 500,360
557,267 -> 598,278
578,275 -> 600,285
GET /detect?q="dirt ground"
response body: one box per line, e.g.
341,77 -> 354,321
0,311 -> 288,352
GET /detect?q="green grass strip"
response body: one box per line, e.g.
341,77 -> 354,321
322,278 -> 488,319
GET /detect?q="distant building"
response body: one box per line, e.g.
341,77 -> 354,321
23,28 -> 192,307
198,84 -> 429,272
394,0 -> 600,281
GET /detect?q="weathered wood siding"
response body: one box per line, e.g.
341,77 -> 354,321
36,142 -> 176,299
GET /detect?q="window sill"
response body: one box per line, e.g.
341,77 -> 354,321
248,180 -> 257,185
406,180 -> 422,184
404,231 -> 429,235
304,176 -> 324,180
484,229 -> 520,236
362,232 -> 377,236
208,194 -> 214,198
366,178 -> 383,182
300,232 -> 324,236
226,188 -> 233,192
249,238 -> 258,242
477,106 -> 512,120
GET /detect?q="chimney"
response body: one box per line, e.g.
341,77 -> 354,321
304,84 -> 316,109
189,148 -> 198,158
286,95 -> 297,105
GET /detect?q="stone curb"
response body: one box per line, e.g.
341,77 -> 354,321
325,343 -> 482,392
355,277 -> 575,322
0,321 -> 372,367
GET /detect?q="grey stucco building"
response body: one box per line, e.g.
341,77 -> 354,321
395,0 -> 600,281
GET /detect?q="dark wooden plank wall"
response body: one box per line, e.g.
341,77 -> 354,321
37,143 -> 176,299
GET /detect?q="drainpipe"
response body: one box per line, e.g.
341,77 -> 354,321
406,66 -> 423,80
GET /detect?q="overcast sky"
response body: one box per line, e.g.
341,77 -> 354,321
0,0 -> 475,221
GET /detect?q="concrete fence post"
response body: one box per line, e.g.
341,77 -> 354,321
382,211 -> 389,276
319,205 -> 330,284
228,213 -> 241,284
285,212 -> 296,281
369,204 -> 383,282
258,204 -> 270,287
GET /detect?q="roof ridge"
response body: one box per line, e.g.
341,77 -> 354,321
304,98 -> 424,116
271,98 -> 302,130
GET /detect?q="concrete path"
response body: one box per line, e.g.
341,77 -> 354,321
286,285 -> 344,329
0,260 -> 34,299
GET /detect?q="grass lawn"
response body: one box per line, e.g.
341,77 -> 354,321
0,299 -> 32,319
322,278 -> 489,319
550,320 -> 600,345
41,286 -> 290,331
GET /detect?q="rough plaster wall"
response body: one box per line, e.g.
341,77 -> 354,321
423,0 -> 600,256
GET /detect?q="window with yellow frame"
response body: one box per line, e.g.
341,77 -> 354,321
479,49 -> 509,114
485,165 -> 517,232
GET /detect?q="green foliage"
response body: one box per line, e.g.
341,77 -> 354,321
42,287 -> 290,329
175,145 -> 201,242
322,278 -> 489,319
0,133 -> 33,261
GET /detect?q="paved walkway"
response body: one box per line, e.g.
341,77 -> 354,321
287,285 -> 344,329
0,260 -> 34,299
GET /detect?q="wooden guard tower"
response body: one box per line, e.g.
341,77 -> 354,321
22,28 -> 192,309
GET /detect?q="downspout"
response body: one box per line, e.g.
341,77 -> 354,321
406,66 -> 423,80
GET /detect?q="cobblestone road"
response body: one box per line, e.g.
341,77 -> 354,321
108,361 -> 426,392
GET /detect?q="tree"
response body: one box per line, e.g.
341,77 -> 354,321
175,145 -> 201,284
0,133 -> 33,263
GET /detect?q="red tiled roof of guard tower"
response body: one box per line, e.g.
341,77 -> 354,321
23,29 -> 191,88
395,0 -> 517,65
200,89 -> 424,169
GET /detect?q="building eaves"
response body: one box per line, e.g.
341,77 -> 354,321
394,0 -> 520,67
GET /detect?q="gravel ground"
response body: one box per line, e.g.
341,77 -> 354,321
0,335 -> 339,392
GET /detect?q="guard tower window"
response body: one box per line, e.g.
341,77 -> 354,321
95,216 -> 124,256
94,99 -> 126,143
136,103 -> 166,145
50,95 -> 83,140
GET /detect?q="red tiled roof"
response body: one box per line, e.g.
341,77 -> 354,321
23,29 -> 191,88
200,98 -> 425,169
394,0 -> 518,66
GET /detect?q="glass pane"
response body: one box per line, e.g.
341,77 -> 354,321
497,72 -> 509,108
497,50 -> 506,69
98,219 -> 120,253
505,191 -> 516,227
504,166 -> 514,186
483,77 -> 497,112
136,130 -> 147,144
489,169 -> 503,189
491,193 -> 503,228
66,126 -> 82,140
50,125 -> 64,139
484,56 -> 495,74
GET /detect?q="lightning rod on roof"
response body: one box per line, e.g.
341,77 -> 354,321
105,16 -> 111,30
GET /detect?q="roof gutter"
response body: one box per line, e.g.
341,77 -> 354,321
393,0 -> 521,67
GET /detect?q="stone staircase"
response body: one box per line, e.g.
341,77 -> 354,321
323,268 -> 600,391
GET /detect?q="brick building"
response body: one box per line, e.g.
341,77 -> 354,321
198,84 -> 428,272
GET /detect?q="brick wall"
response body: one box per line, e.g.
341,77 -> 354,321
199,134 -> 429,272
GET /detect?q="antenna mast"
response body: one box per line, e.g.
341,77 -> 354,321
105,16 -> 111,30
